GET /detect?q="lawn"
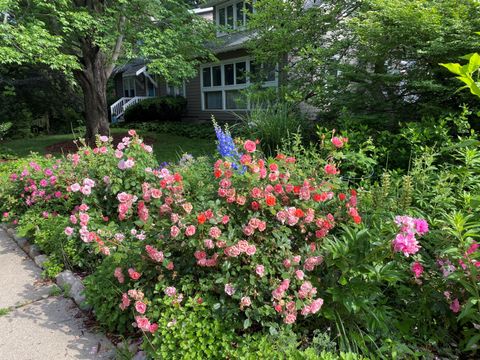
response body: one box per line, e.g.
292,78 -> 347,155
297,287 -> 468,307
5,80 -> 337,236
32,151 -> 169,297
1,128 -> 215,163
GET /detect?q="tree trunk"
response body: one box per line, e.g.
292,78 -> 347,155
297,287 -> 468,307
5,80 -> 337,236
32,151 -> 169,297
75,39 -> 110,145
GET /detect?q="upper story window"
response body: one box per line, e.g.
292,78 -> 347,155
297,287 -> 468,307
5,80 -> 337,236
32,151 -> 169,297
216,1 -> 253,34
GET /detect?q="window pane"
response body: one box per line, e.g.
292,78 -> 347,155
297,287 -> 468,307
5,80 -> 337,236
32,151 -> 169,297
218,8 -> 225,26
265,63 -> 276,82
205,91 -> 223,109
224,63 -> 234,85
236,2 -> 244,27
236,61 -> 246,84
212,66 -> 222,86
226,90 -> 247,109
202,67 -> 211,87
227,5 -> 234,28
178,85 -> 185,97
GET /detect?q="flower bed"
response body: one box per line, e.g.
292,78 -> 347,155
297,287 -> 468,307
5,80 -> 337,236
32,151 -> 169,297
1,126 -> 479,358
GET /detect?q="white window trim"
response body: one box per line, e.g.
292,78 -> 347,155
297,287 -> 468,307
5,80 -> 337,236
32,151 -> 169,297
200,56 -> 278,112
166,81 -> 186,97
216,0 -> 254,36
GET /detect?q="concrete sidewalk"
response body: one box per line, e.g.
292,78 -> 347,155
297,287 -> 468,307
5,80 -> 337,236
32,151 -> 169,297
0,228 -> 114,360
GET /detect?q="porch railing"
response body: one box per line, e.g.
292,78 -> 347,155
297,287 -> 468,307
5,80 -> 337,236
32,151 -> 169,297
110,96 -> 150,123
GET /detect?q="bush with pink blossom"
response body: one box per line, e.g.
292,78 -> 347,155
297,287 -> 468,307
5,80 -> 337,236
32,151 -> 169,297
1,126 -> 479,357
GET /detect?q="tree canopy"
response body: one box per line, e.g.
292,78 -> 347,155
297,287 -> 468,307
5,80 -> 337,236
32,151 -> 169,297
248,0 -> 480,126
0,0 -> 214,140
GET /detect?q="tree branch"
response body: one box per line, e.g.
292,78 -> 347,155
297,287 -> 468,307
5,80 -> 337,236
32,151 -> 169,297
106,15 -> 126,78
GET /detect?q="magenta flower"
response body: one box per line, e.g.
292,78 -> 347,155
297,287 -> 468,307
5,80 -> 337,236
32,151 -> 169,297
411,261 -> 424,278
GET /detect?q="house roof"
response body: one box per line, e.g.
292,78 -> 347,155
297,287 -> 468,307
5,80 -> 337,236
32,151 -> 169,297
210,30 -> 255,54
201,0 -> 228,8
112,59 -> 146,77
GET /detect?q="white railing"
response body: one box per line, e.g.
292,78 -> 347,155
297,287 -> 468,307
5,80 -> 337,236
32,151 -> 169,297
110,96 -> 149,123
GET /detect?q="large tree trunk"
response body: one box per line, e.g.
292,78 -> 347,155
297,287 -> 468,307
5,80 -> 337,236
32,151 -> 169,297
75,39 -> 110,145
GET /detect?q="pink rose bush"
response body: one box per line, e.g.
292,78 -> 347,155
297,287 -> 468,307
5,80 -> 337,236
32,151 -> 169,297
2,127 -> 478,356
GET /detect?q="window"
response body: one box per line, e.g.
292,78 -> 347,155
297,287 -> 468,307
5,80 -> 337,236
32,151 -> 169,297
166,81 -> 186,97
249,61 -> 277,84
123,77 -> 136,97
216,1 -> 253,33
205,91 -> 223,109
201,57 -> 278,111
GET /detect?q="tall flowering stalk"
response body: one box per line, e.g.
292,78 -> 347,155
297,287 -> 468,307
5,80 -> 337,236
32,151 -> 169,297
212,118 -> 244,171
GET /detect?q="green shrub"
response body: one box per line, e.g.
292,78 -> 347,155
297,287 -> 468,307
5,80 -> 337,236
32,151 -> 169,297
16,211 -> 98,276
124,96 -> 187,123
241,102 -> 309,156
84,254 -> 136,334
143,296 -> 237,359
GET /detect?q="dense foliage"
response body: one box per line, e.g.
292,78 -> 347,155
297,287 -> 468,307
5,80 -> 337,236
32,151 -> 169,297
0,119 -> 478,358
124,96 -> 187,124
0,0 -> 214,140
248,0 -> 480,126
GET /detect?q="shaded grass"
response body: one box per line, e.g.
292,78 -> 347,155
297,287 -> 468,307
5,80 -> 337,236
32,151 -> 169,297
1,128 -> 215,163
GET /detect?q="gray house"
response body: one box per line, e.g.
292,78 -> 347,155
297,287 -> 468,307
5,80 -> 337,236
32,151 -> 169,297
110,2 -> 279,123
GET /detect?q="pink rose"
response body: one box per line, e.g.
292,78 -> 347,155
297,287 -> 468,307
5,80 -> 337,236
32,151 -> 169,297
135,301 -> 147,314
70,183 -> 81,192
64,227 -> 74,236
284,313 -> 297,324
240,296 -> 251,308
209,226 -> 222,239
255,265 -> 265,277
324,164 -> 338,175
244,140 -> 256,153
309,298 -> 323,314
165,286 -> 177,297
245,245 -> 256,256
135,316 -> 151,331
170,225 -> 180,238
185,225 -> 196,237
128,268 -> 141,280
331,136 -> 344,148
295,270 -> 305,280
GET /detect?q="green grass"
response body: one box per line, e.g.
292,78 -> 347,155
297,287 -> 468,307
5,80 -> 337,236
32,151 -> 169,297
1,128 -> 215,163
0,307 -> 10,316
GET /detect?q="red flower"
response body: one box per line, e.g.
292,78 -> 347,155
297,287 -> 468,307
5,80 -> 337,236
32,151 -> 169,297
251,201 -> 260,211
338,193 -> 346,201
265,195 -> 276,206
294,208 -> 304,218
214,169 -> 222,178
197,213 -> 207,224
